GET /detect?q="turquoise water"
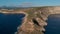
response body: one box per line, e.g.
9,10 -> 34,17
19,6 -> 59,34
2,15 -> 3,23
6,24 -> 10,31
0,13 -> 25,34
45,14 -> 60,34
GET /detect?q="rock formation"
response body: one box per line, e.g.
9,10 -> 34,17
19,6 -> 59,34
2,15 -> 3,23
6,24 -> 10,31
0,6 -> 60,34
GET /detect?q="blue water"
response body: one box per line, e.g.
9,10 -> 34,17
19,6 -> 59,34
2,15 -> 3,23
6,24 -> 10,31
0,13 -> 25,34
45,14 -> 60,34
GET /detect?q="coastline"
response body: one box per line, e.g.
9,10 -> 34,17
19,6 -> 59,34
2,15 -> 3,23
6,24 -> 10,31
1,6 -> 60,34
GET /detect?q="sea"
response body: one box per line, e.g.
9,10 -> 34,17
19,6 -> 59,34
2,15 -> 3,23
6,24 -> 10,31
0,13 -> 25,34
45,14 -> 60,34
0,13 -> 60,34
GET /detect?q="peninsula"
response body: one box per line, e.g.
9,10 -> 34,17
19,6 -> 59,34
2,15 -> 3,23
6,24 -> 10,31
0,6 -> 60,34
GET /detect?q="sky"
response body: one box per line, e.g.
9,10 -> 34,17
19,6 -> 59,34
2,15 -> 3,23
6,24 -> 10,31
0,0 -> 60,7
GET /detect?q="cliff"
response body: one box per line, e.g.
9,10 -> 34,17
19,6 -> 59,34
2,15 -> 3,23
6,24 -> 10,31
0,6 -> 60,34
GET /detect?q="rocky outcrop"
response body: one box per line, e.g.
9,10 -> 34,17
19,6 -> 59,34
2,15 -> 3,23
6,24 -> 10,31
0,6 -> 60,34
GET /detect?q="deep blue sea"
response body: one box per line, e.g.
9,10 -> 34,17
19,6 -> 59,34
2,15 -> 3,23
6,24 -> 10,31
45,14 -> 60,34
1,13 -> 60,34
0,13 -> 25,34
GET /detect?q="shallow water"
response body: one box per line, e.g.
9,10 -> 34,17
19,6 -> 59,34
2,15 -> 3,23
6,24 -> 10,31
0,13 -> 25,34
45,14 -> 60,34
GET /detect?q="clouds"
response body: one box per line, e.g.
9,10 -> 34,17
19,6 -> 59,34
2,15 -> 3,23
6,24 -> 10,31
19,2 -> 34,7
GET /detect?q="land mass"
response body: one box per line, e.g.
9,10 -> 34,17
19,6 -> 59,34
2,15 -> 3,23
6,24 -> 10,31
0,6 -> 60,34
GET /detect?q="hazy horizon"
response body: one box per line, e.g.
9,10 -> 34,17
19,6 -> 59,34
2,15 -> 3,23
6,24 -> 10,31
0,0 -> 60,7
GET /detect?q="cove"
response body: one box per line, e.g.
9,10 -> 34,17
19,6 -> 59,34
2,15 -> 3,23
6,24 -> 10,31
45,14 -> 60,34
0,13 -> 25,34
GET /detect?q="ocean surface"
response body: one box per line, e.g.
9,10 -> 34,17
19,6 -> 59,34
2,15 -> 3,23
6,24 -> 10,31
0,13 -> 25,34
45,14 -> 60,34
